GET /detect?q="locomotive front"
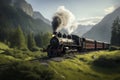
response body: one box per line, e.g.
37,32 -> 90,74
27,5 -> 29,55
50,33 -> 59,48
47,32 -> 75,57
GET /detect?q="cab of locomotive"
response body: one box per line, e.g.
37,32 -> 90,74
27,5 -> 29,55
71,35 -> 82,46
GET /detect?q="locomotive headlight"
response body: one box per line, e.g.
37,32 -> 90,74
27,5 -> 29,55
52,34 -> 55,37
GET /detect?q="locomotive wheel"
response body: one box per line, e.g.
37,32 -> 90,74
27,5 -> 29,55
47,45 -> 67,57
47,50 -> 52,58
77,47 -> 82,52
62,47 -> 66,54
60,45 -> 66,56
47,45 -> 58,58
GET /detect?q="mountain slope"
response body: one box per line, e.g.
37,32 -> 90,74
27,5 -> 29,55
73,25 -> 93,37
12,0 -> 34,17
33,11 -> 50,25
0,0 -> 52,36
0,5 -> 52,34
83,7 -> 120,43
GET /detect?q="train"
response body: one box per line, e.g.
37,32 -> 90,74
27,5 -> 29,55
47,32 -> 110,58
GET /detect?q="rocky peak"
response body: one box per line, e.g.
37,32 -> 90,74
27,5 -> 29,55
12,0 -> 33,17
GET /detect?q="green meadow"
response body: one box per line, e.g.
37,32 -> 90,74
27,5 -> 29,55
50,50 -> 120,80
0,42 -> 120,80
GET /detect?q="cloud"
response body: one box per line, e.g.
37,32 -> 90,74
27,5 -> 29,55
78,17 -> 103,25
104,6 -> 115,14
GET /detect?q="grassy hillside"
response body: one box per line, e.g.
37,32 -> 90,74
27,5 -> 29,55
49,50 -> 120,80
0,42 -> 46,61
0,45 -> 120,80
0,42 -> 9,49
0,42 -> 9,53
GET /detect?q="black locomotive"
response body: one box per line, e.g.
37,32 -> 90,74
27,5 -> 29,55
47,32 -> 110,58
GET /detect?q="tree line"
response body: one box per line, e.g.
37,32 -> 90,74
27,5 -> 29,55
111,17 -> 120,46
0,25 -> 52,51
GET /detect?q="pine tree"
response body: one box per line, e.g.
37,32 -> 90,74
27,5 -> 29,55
111,17 -> 120,46
27,32 -> 38,51
11,26 -> 27,50
42,32 -> 52,48
35,33 -> 43,47
35,32 -> 52,48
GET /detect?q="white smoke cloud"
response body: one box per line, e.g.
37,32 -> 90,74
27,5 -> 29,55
53,6 -> 78,34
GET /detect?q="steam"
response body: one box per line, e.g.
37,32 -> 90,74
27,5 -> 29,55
52,6 -> 78,34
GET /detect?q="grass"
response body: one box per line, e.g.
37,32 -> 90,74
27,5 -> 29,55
0,42 -> 9,49
0,41 -> 120,80
1,49 -> 47,61
0,42 -> 9,53
0,42 -> 54,80
49,50 -> 120,80
0,42 -> 47,61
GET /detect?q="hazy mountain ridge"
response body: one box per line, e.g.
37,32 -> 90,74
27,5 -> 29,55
83,7 -> 120,43
13,0 -> 51,25
73,25 -> 93,37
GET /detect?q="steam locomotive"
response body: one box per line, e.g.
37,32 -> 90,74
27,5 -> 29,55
47,32 -> 110,58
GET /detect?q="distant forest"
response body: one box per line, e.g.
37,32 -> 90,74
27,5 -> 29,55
0,25 -> 52,51
111,17 -> 120,46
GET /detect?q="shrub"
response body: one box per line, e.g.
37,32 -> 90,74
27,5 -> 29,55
0,55 -> 13,65
109,46 -> 120,51
0,61 -> 55,80
92,55 -> 120,68
30,47 -> 40,52
2,49 -> 29,59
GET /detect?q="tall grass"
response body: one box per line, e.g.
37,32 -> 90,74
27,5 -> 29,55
49,50 -> 120,80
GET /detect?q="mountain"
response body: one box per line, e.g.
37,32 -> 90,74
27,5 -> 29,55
83,7 -> 120,43
0,0 -> 52,35
11,0 -> 33,17
72,25 -> 93,37
33,11 -> 50,25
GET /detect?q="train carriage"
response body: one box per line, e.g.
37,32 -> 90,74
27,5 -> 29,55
104,42 -> 110,49
82,38 -> 95,51
96,41 -> 104,50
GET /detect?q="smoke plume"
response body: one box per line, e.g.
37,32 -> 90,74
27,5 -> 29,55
52,6 -> 78,34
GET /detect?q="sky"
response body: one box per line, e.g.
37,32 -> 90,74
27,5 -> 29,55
26,0 -> 120,25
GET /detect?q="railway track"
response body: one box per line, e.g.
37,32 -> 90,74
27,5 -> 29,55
30,51 -> 92,65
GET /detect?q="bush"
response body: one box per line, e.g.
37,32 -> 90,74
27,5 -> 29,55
109,46 -> 120,51
30,47 -> 40,52
0,61 -> 55,80
92,55 -> 120,68
1,49 -> 47,60
2,49 -> 29,59
0,55 -> 13,65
